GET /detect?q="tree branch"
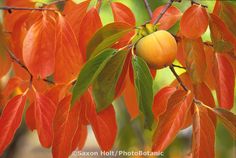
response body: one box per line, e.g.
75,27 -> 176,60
169,65 -> 189,92
153,0 -> 175,25
172,64 -> 186,69
190,0 -> 208,8
6,48 -> 33,87
0,6 -> 56,12
143,0 -> 152,19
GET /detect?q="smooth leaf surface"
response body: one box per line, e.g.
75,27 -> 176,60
23,13 -> 56,78
86,22 -> 132,59
34,92 -> 56,148
152,91 -> 192,152
54,14 -> 83,83
72,49 -> 116,104
52,95 -> 81,158
93,50 -> 128,111
78,7 -> 102,60
0,95 -> 26,154
151,5 -> 182,30
180,5 -> 209,39
182,38 -> 206,83
214,54 -> 235,109
132,56 -> 154,130
192,105 -> 215,158
110,2 -> 136,26
152,86 -> 176,120
212,108 -> 236,139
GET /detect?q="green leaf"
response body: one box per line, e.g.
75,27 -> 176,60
213,40 -> 234,53
86,22 -> 132,59
93,50 -> 128,112
132,55 -> 154,130
72,49 -> 116,105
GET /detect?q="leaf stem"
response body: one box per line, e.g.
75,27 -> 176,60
143,0 -> 152,19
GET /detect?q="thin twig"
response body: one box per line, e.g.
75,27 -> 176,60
96,0 -> 102,13
153,0 -> 174,25
46,0 -> 67,6
169,65 -> 189,92
0,6 -> 56,12
191,0 -> 208,8
172,64 -> 186,69
6,48 -> 33,87
143,0 -> 152,19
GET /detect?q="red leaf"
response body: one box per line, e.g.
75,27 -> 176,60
192,105 -> 215,158
152,86 -> 176,120
54,14 -> 83,83
3,0 -> 34,32
123,75 -> 139,120
152,90 -> 193,151
78,8 -> 102,60
193,83 -> 216,125
209,14 -> 236,54
151,6 -> 181,30
182,38 -> 206,83
203,45 -> 217,90
34,92 -> 56,148
214,54 -> 235,109
91,105 -> 117,151
110,2 -> 135,26
64,0 -> 90,41
110,2 -> 135,48
23,13 -> 56,78
52,95 -> 81,158
0,94 -> 26,154
25,103 -> 36,131
80,91 -> 117,151
180,5 -> 209,39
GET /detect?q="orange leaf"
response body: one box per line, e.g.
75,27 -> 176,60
123,75 -> 139,120
25,103 -> 36,131
91,105 -> 117,151
52,95 -> 81,158
78,8 -> 102,60
182,38 -> 206,83
214,54 -> 235,109
80,91 -> 117,151
152,86 -> 176,120
54,14 -> 83,83
192,105 -> 215,158
193,83 -> 216,125
151,6 -> 181,30
171,72 -> 193,91
110,2 -> 135,48
209,14 -> 236,54
64,0 -> 90,41
23,13 -> 56,78
152,90 -> 193,151
34,92 -> 56,148
110,2 -> 135,26
3,0 -> 34,32
0,94 -> 26,154
203,45 -> 217,90
180,5 -> 209,39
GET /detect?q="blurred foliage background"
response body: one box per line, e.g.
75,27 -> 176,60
0,0 -> 235,158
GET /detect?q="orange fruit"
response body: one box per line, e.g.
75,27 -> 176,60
136,30 -> 177,69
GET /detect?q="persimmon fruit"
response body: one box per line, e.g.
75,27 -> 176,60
135,30 -> 177,69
